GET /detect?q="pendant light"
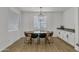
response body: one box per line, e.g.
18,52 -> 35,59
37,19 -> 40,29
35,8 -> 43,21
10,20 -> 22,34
39,7 -> 44,16
38,7 -> 44,31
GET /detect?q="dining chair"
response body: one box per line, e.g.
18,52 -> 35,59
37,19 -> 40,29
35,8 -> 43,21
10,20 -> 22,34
31,33 -> 38,44
39,33 -> 46,38
39,33 -> 47,44
46,32 -> 53,44
50,32 -> 53,37
24,32 -> 32,44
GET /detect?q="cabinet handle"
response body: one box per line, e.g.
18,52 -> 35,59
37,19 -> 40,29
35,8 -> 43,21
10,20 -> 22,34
59,32 -> 60,34
67,34 -> 68,38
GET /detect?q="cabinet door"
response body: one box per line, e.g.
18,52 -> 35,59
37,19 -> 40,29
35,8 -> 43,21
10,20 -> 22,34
68,32 -> 75,46
57,30 -> 61,37
59,30 -> 63,39
57,30 -> 66,40
63,31 -> 68,42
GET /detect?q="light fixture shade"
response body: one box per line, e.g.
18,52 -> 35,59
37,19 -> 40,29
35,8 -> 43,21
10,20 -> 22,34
38,7 -> 44,21
39,7 -> 44,16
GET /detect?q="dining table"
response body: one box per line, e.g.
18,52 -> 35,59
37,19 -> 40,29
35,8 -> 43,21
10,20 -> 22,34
24,30 -> 52,44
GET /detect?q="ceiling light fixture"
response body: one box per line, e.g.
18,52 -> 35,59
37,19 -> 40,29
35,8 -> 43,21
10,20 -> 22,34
39,7 -> 44,16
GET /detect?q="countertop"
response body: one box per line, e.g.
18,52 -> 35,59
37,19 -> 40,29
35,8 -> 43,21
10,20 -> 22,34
57,28 -> 75,33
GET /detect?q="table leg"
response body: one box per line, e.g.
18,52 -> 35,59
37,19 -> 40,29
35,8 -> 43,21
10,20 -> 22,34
37,33 -> 40,44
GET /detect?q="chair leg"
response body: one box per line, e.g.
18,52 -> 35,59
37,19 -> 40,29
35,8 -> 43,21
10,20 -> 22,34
51,37 -> 53,43
45,37 -> 48,44
24,38 -> 27,44
46,37 -> 51,44
30,38 -> 32,44
24,37 -> 32,44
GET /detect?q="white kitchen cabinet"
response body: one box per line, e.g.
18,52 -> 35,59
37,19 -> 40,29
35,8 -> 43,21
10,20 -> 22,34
62,31 -> 68,42
57,29 -> 75,47
57,30 -> 60,37
68,32 -> 75,46
57,30 -> 63,39
57,30 -> 67,41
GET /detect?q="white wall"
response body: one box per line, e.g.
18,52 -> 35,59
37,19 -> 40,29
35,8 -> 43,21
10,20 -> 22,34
45,12 -> 62,36
63,8 -> 75,29
21,12 -> 62,37
0,8 -> 8,51
0,7 -> 21,51
8,8 -> 21,46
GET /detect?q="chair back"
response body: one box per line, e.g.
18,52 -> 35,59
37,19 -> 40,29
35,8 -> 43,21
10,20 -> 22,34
24,32 -> 31,37
49,32 -> 53,36
24,32 -> 28,37
39,33 -> 46,38
31,33 -> 38,38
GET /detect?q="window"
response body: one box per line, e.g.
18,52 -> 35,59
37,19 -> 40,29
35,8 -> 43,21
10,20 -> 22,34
8,11 -> 19,32
34,16 -> 47,31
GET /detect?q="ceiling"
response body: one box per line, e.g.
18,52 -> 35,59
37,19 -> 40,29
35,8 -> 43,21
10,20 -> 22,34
18,7 -> 70,12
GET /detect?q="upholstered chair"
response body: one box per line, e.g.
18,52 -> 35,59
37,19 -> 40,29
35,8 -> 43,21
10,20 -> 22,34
39,33 -> 46,44
31,33 -> 38,44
